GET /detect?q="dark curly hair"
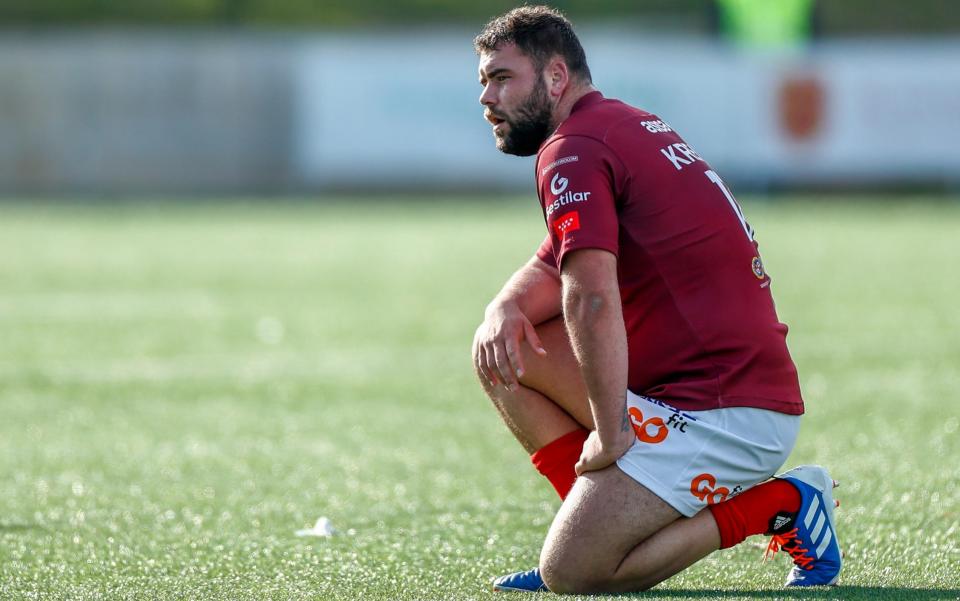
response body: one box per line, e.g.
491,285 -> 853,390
474,5 -> 592,83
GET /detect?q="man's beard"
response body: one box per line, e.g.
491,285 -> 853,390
495,79 -> 553,157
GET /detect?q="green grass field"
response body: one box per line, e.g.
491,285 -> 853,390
1,198 -> 958,600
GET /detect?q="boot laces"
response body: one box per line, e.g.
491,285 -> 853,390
764,527 -> 815,571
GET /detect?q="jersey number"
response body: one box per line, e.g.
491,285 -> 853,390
705,170 -> 754,241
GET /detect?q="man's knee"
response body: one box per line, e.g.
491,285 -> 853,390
539,551 -> 604,594
541,554 -> 655,595
539,531 -> 610,594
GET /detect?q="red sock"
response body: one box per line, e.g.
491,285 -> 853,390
530,428 -> 589,500
708,479 -> 801,549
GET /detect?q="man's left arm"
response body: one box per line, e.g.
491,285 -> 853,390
560,248 -> 635,475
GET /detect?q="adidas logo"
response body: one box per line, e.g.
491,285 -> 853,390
768,511 -> 795,534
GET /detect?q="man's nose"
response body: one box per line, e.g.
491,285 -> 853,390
479,84 -> 496,107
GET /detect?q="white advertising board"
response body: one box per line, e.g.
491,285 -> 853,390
295,32 -> 960,189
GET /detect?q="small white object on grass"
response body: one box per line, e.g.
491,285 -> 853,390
295,517 -> 335,538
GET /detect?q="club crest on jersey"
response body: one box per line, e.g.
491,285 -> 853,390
553,211 -> 580,239
751,256 -> 766,279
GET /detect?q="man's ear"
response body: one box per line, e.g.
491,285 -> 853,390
545,56 -> 570,99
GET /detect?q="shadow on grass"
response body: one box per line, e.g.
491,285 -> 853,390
648,587 -> 960,600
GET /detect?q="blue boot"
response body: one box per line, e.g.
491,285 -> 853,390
492,567 -> 548,592
765,465 -> 842,586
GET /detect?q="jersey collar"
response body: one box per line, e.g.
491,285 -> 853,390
538,90 -> 605,155
570,90 -> 604,115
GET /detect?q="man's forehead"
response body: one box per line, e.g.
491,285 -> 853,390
478,43 -> 528,76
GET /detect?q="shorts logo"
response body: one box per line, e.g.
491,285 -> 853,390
690,473 -> 729,505
628,407 -> 668,444
641,396 -> 699,424
553,211 -> 581,239
550,173 -> 569,195
690,473 -> 743,505
752,256 -> 766,279
665,412 -> 691,433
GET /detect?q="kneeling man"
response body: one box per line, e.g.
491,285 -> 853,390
471,5 -> 841,594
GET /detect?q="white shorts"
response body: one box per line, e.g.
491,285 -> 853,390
615,392 -> 801,517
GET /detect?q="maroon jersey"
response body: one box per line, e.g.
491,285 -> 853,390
535,91 -> 803,415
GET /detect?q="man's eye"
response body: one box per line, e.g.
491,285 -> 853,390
496,75 -> 509,82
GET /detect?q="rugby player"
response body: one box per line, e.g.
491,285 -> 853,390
470,6 -> 842,594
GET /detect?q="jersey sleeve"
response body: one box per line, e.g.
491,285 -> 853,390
535,234 -> 556,267
537,136 -> 619,268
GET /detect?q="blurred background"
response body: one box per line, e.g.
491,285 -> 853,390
2,0 -> 959,197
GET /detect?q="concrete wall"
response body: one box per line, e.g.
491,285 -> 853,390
0,32 -> 297,195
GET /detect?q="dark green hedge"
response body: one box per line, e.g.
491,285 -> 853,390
0,0 -> 707,26
1,0 -> 957,35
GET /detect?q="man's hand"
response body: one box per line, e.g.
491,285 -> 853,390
473,301 -> 547,391
575,427 -> 634,476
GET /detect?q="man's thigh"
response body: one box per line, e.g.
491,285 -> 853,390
518,316 -> 593,429
538,465 -> 681,593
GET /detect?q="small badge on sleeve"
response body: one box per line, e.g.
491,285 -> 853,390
553,211 -> 581,239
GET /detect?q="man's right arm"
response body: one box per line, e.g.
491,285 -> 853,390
473,254 -> 562,391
